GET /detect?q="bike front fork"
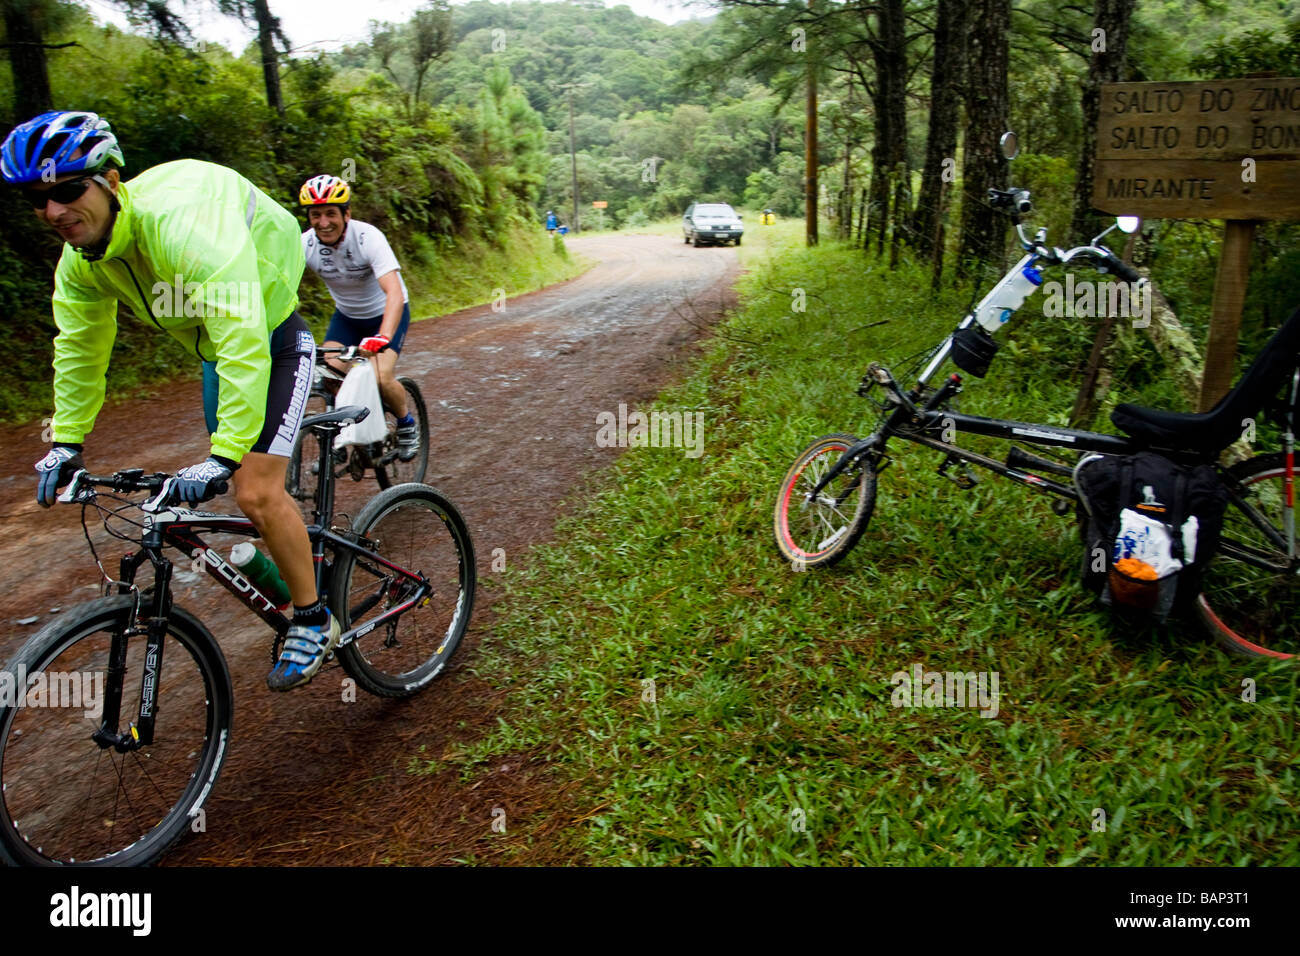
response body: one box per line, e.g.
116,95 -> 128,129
93,548 -> 172,751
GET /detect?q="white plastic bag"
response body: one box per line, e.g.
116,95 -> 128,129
333,361 -> 388,446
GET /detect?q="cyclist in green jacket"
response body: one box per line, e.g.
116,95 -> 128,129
2,110 -> 339,691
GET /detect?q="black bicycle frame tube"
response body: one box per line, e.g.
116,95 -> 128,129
913,408 -> 1139,456
903,431 -> 1078,499
315,526 -> 434,648
160,519 -> 430,649
310,423 -> 338,530
162,521 -> 290,636
809,405 -> 1138,501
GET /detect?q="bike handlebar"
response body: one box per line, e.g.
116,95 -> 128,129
316,345 -> 369,362
1010,222 -> 1145,286
1101,253 -> 1142,283
57,468 -> 229,509
1051,244 -> 1145,285
988,187 -> 1033,215
999,189 -> 1143,285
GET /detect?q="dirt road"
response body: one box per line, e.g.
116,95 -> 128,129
0,232 -> 738,865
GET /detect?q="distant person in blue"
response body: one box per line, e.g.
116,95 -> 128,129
545,209 -> 558,234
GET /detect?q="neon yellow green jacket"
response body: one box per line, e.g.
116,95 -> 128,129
50,159 -> 304,462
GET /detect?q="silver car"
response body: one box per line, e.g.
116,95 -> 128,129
683,202 -> 744,247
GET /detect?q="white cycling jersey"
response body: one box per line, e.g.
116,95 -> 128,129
302,219 -> 409,319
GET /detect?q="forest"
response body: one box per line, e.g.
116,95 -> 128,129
1,0 -> 1298,420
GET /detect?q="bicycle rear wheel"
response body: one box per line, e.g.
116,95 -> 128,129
0,597 -> 231,866
1196,453 -> 1300,659
774,433 -> 877,568
375,377 -> 429,489
331,484 -> 475,697
286,389 -> 334,507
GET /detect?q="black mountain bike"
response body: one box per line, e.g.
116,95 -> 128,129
774,161 -> 1300,661
0,404 -> 475,866
286,346 -> 430,505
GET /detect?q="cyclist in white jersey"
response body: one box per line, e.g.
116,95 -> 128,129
299,175 -> 417,459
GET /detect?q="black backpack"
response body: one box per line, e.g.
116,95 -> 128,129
1075,451 -> 1229,621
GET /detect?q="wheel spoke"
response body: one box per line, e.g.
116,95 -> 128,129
775,436 -> 876,566
1198,458 -> 1300,658
0,602 -> 229,865
332,486 -> 474,697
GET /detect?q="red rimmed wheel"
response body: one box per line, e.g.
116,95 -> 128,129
774,433 -> 877,569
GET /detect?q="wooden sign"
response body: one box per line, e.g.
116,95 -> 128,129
591,200 -> 608,208
1093,77 -> 1300,220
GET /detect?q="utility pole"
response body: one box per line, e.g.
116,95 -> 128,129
559,81 -> 588,234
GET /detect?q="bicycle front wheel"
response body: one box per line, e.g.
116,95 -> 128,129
332,484 -> 476,697
1196,453 -> 1300,659
773,433 -> 877,568
0,597 -> 232,866
375,377 -> 429,489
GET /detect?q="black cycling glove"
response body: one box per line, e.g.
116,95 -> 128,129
34,443 -> 84,507
172,456 -> 236,505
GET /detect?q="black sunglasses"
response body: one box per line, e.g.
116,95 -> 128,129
22,175 -> 98,210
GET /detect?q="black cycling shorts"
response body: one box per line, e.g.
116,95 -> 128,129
324,302 -> 411,354
201,312 -> 315,458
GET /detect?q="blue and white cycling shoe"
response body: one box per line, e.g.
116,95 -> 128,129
395,417 -> 420,461
267,613 -> 341,691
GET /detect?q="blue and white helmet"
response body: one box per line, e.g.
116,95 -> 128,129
1,111 -> 125,185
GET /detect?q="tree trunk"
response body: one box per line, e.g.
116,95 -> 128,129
913,0 -> 968,266
868,106 -> 888,255
3,2 -> 54,122
1070,0 -> 1136,244
1067,0 -> 1138,423
805,1 -> 818,247
864,0 -> 906,258
840,137 -> 852,239
956,0 -> 1010,278
880,0 -> 909,266
251,0 -> 284,116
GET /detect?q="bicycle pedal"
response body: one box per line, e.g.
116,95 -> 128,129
938,456 -> 979,489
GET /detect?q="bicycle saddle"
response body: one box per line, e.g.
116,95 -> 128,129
1111,303 -> 1300,455
302,405 -> 371,432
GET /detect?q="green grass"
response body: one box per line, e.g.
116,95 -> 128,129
449,232 -> 1299,866
0,222 -> 590,426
